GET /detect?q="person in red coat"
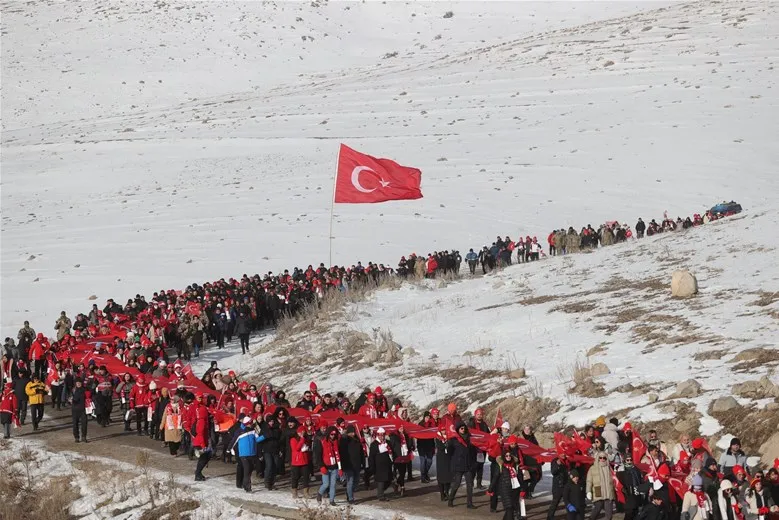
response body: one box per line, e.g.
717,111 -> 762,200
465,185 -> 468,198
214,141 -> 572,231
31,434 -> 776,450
128,375 -> 151,435
1,382 -> 20,439
28,333 -> 49,380
358,393 -> 378,419
192,393 -> 212,481
426,255 -> 438,278
290,427 -> 311,498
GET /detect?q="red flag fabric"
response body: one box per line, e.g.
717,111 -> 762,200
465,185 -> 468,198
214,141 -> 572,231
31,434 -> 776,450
493,408 -> 504,432
334,144 -> 422,204
632,433 -> 648,465
612,468 -> 626,504
185,301 -> 202,317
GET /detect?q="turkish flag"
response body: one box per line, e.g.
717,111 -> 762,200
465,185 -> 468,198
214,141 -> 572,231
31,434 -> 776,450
185,301 -> 201,317
335,144 -> 423,203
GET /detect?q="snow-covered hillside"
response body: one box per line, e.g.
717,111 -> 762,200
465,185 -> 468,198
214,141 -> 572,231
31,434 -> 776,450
233,208 -> 779,435
3,0 -> 778,332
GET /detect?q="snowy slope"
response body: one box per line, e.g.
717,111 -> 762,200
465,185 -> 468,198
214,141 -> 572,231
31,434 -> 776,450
238,208 -> 779,434
3,0 -> 779,335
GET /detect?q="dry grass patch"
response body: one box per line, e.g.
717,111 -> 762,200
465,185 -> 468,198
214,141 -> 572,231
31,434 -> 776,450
730,347 -> 779,371
0,447 -> 80,520
518,294 -> 558,306
550,300 -> 598,314
750,291 -> 779,307
693,348 -> 728,362
557,355 -> 607,398
709,402 -> 779,456
587,343 -> 608,356
593,323 -> 619,335
598,276 -> 667,294
138,499 -> 200,520
614,305 -> 646,323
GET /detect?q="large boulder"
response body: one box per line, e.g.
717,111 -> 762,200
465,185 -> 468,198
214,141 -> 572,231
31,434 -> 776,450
674,417 -> 699,433
382,346 -> 402,363
760,432 -> 779,467
590,363 -> 611,377
674,379 -> 702,398
671,270 -> 698,298
732,377 -> 779,399
712,396 -> 739,413
509,368 -> 526,379
363,350 -> 380,363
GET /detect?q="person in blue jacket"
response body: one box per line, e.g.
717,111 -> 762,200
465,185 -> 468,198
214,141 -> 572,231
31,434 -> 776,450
230,416 -> 265,492
465,249 -> 479,275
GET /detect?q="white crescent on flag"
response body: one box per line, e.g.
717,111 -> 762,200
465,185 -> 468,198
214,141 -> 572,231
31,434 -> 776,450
351,166 -> 390,193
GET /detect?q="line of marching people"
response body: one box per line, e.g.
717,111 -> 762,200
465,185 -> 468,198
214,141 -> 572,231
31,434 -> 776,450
464,204 -> 741,276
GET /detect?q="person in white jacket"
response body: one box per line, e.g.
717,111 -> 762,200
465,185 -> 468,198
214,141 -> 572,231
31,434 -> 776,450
601,422 -> 620,452
719,479 -> 745,520
745,477 -> 778,519
682,475 -> 714,520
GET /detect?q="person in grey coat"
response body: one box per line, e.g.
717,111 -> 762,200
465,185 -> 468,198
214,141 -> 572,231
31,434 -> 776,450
718,437 -> 749,478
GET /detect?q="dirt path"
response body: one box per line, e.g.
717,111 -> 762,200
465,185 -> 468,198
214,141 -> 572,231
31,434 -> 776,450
11,404 -> 592,520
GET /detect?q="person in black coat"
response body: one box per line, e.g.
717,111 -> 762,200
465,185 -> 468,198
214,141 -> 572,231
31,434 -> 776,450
617,455 -> 646,520
468,410 -> 491,489
260,415 -> 282,490
638,495 -> 667,520
368,428 -> 394,501
13,371 -> 30,425
548,454 -> 577,520
417,412 -> 436,483
281,416 -> 299,472
71,379 -> 89,443
435,431 -> 453,501
447,421 -> 477,509
235,312 -> 251,354
563,469 -> 586,520
496,450 -> 524,520
339,425 -> 362,504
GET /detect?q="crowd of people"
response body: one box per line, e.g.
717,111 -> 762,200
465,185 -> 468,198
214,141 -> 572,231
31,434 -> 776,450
2,200 -> 762,518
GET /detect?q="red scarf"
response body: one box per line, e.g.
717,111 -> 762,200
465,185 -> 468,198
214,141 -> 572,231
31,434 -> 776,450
694,491 -> 707,509
732,503 -> 745,520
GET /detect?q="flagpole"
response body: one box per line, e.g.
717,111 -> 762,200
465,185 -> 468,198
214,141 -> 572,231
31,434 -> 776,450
329,145 -> 341,268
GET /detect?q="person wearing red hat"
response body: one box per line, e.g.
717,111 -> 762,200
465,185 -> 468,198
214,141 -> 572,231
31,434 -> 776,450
290,426 -> 311,498
468,408 -> 490,489
0,382 -> 19,439
308,382 -> 321,406
192,393 -> 211,481
745,476 -> 776,518
373,386 -> 389,418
